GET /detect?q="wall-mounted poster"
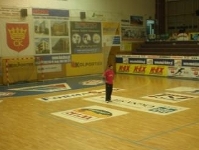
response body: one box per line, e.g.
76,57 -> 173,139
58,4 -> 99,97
6,23 -> 29,53
0,22 -> 33,57
130,16 -> 143,26
70,21 -> 102,54
32,8 -> 70,55
102,22 -> 120,46
121,26 -> 146,41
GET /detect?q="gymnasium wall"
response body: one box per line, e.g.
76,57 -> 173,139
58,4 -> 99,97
0,0 -> 155,85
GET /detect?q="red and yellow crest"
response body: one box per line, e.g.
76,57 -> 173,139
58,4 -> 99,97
6,23 -> 29,52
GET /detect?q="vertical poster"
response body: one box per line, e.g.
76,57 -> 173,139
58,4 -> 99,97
1,22 -> 32,56
102,22 -> 120,46
6,23 -> 29,52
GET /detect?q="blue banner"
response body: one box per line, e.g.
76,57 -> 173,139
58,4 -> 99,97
32,8 -> 69,17
129,58 -> 146,64
35,55 -> 71,65
182,60 -> 199,67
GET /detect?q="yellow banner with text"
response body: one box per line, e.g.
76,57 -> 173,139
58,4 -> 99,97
116,63 -> 168,76
66,53 -> 104,76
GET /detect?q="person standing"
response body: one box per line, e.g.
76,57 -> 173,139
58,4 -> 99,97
103,64 -> 114,103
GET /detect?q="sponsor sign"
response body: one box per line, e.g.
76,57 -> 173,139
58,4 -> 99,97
51,105 -> 128,123
116,54 -> 199,60
37,64 -> 62,73
35,55 -> 71,65
37,88 -> 124,102
128,58 -> 146,64
70,21 -> 102,54
116,64 -> 168,76
167,67 -> 199,78
84,95 -> 189,115
80,80 -> 104,85
182,60 -> 199,67
66,53 -> 103,76
142,92 -> 197,103
153,59 -> 174,66
166,86 -> 199,95
9,83 -> 71,92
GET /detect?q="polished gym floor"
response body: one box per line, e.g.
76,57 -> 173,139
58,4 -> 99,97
0,74 -> 199,150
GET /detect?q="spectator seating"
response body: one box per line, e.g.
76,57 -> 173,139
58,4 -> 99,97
133,41 -> 199,56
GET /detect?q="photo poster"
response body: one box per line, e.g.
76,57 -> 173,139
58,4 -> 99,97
121,26 -> 146,41
102,22 -> 121,46
32,8 -> 70,55
70,21 -> 102,54
130,15 -> 143,26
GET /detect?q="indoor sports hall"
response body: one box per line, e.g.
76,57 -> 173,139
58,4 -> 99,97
1,0 -> 199,150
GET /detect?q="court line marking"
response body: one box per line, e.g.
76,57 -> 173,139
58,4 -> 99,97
41,112 -> 159,150
136,121 -> 199,143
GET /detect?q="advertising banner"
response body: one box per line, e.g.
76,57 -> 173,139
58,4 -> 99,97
116,63 -> 168,76
70,21 -> 102,54
35,54 -> 71,65
66,53 -> 103,76
168,66 -> 199,78
102,22 -> 120,46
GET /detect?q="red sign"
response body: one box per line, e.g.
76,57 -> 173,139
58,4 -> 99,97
6,23 -> 29,52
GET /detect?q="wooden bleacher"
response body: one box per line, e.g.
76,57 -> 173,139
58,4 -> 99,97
133,41 -> 199,56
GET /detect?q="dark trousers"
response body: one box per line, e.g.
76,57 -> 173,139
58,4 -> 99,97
105,83 -> 113,101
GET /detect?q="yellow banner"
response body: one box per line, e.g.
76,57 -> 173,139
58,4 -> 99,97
116,64 -> 168,76
66,53 -> 103,76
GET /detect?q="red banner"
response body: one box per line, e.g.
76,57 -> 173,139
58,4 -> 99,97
6,23 -> 29,52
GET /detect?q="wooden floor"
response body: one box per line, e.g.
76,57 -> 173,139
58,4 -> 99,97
0,74 -> 199,150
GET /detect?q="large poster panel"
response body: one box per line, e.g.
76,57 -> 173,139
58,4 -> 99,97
70,21 -> 102,54
32,8 -> 70,55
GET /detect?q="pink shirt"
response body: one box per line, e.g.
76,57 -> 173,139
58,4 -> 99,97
104,69 -> 114,84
